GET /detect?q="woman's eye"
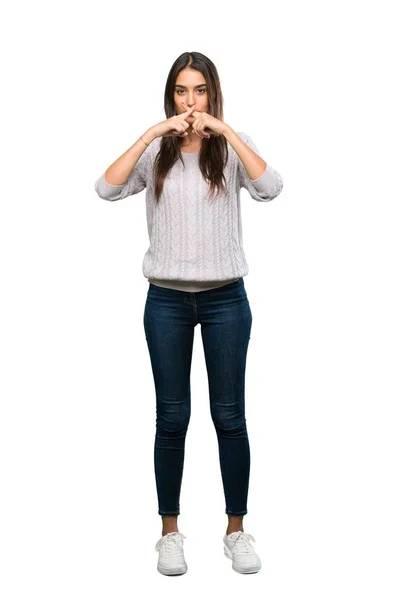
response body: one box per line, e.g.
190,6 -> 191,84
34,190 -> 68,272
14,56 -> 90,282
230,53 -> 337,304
177,89 -> 205,95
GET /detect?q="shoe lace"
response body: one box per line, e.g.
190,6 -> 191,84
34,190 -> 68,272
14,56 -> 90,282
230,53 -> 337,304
155,532 -> 186,555
228,531 -> 256,555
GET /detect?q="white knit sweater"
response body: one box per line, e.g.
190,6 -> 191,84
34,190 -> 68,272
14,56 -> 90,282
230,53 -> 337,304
94,132 -> 283,292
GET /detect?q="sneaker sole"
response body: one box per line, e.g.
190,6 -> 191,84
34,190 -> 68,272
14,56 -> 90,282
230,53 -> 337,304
223,545 -> 261,574
157,562 -> 188,576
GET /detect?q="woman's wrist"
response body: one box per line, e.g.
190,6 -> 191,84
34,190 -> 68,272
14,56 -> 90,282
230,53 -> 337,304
221,123 -> 232,137
142,127 -> 158,144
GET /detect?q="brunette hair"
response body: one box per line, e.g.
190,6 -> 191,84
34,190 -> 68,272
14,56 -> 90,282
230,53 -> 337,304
153,52 -> 228,203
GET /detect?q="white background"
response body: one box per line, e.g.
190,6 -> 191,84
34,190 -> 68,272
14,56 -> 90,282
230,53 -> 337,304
1,0 -> 399,597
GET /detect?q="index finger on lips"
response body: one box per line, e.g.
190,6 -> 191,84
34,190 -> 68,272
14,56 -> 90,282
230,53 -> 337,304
181,102 -> 196,113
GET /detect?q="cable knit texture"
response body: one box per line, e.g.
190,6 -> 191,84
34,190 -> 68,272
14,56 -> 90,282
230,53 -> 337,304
94,132 -> 283,291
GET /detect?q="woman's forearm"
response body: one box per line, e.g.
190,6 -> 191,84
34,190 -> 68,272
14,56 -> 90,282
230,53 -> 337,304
222,125 -> 267,180
104,127 -> 157,186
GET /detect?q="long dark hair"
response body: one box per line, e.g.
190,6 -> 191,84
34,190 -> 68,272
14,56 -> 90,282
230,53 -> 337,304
153,52 -> 228,203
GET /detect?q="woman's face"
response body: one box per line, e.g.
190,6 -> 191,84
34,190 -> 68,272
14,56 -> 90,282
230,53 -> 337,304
174,68 -> 209,121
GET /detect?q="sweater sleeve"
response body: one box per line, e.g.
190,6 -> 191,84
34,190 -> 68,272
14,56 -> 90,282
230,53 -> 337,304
236,132 -> 284,202
94,143 -> 151,201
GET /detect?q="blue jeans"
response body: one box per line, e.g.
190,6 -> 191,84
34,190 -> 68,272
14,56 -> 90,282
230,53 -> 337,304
143,277 -> 252,516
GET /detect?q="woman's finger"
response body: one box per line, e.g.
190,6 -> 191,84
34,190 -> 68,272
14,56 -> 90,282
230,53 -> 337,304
183,104 -> 196,116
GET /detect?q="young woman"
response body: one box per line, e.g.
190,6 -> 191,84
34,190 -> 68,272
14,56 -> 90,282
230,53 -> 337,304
95,51 -> 283,576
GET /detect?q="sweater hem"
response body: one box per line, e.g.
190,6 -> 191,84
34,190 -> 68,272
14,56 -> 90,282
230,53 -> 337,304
147,276 -> 242,293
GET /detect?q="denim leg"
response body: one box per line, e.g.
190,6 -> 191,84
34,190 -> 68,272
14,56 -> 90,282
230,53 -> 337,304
143,284 -> 196,516
198,279 -> 252,516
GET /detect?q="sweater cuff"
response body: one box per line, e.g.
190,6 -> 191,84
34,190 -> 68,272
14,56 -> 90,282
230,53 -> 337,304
250,165 -> 279,192
94,172 -> 126,201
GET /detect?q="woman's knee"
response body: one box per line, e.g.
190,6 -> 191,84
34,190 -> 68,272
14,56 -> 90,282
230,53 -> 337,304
156,396 -> 191,435
211,403 -> 246,434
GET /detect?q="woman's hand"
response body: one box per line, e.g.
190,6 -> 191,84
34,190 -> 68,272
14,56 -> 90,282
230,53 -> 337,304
180,101 -> 227,138
152,105 -> 197,138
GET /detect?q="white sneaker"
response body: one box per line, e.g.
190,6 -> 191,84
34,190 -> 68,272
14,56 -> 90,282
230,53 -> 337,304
223,531 -> 262,574
155,532 -> 188,576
